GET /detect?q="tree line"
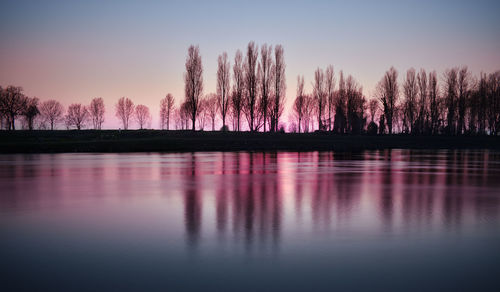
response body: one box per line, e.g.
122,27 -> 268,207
1,42 -> 499,134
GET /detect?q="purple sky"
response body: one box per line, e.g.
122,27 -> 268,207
1,0 -> 499,129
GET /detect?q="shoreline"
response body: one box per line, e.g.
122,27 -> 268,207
1,130 -> 500,153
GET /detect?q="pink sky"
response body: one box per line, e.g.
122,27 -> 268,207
1,0 -> 499,129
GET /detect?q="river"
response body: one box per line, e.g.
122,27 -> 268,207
1,150 -> 499,291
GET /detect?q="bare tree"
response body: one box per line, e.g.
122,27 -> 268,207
416,69 -> 428,134
217,52 -> 231,129
334,71 -> 347,133
66,103 -> 89,130
270,44 -> 286,132
89,97 -> 105,130
115,97 -> 134,130
243,41 -> 259,132
0,86 -> 4,129
369,99 -> 379,123
444,68 -> 458,134
477,73 -> 488,134
487,71 -> 500,135
160,93 -> 175,130
174,102 -> 191,130
377,67 -> 399,134
40,100 -> 64,130
205,93 -> 219,131
0,85 -> 27,130
135,104 -> 151,129
325,65 -> 335,131
302,94 -> 316,132
345,75 -> 366,133
457,67 -> 470,134
184,45 -> 204,131
23,97 -> 39,130
196,98 -> 209,130
429,71 -> 439,134
232,50 -> 244,131
402,68 -> 417,133
293,75 -> 306,133
258,44 -> 273,132
313,68 -> 326,130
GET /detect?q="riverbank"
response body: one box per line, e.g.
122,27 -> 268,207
1,130 -> 499,153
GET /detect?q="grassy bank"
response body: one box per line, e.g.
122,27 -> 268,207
0,130 -> 499,153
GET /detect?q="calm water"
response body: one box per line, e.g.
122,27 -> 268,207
1,150 -> 500,291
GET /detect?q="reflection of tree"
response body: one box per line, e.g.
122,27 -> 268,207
219,152 -> 282,252
311,152 -> 333,230
443,150 -> 463,231
294,152 -> 305,221
333,152 -> 361,226
308,152 -> 363,232
399,150 -> 436,232
216,153 -> 228,236
380,149 -> 394,233
184,153 -> 201,249
471,151 -> 499,225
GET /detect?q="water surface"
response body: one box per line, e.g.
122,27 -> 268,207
1,150 -> 500,291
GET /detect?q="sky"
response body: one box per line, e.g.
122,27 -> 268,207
1,0 -> 499,129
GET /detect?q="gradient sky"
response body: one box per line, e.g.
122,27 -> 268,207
1,0 -> 499,129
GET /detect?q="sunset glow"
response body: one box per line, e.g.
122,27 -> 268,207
1,0 -> 499,129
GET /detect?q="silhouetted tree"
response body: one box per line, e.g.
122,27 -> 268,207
180,101 -> 191,130
416,69 -> 428,134
444,68 -> 458,134
174,102 -> 191,130
379,114 -> 386,134
232,50 -> 244,131
160,93 -> 175,130
457,67 -> 470,134
487,71 -> 500,135
217,52 -> 231,129
205,93 -> 219,131
40,99 -> 64,130
313,68 -> 326,130
0,86 -> 4,129
115,97 -> 134,130
345,75 -> 366,133
184,45 -> 204,131
303,94 -> 315,132
429,71 -> 439,134
477,73 -> 488,134
293,75 -> 306,133
0,86 -> 27,130
270,44 -> 286,132
258,44 -> 272,131
89,97 -> 105,130
402,68 -> 417,133
377,67 -> 399,134
66,103 -> 88,130
135,104 -> 151,129
487,72 -> 500,134
333,71 -> 347,133
367,121 -> 378,135
23,97 -> 39,130
325,65 -> 335,131
196,98 -> 209,130
369,99 -> 379,123
243,42 -> 259,131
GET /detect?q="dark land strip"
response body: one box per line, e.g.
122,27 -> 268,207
1,130 -> 499,153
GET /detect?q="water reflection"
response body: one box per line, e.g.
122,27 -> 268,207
1,151 -> 500,242
1,150 -> 500,291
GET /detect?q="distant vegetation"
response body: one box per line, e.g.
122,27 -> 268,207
1,42 -> 499,135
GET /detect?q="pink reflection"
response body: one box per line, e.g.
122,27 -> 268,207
0,151 -> 499,251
